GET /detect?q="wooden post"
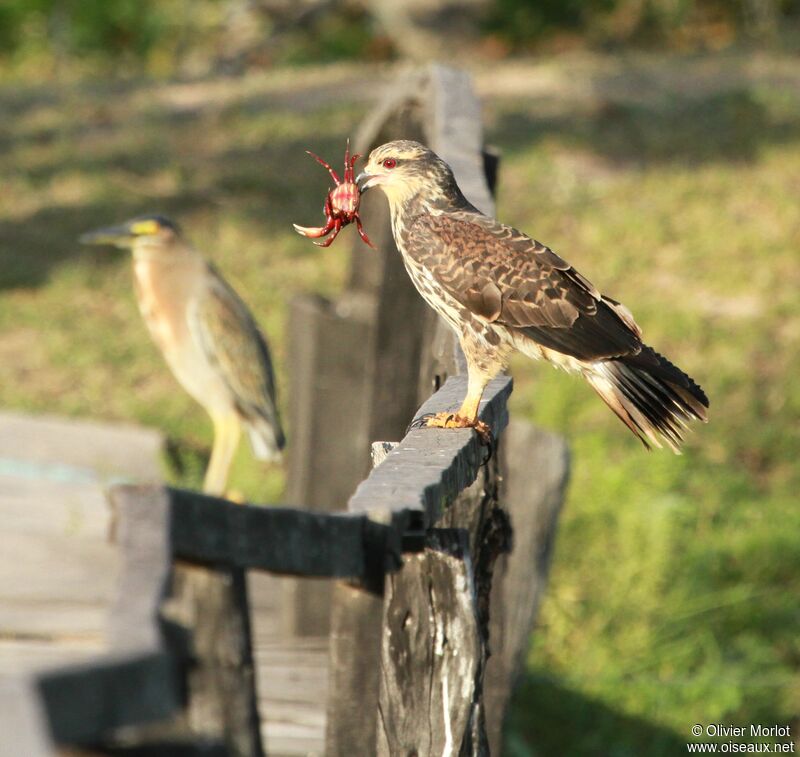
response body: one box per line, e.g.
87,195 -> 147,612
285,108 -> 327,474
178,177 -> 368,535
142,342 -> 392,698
326,378 -> 511,755
377,528 -> 484,756
165,565 -> 263,757
111,485 -> 265,757
325,442 -> 400,757
282,293 -> 377,637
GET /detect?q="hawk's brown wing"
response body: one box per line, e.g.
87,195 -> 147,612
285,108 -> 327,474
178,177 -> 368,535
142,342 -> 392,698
405,211 -> 642,361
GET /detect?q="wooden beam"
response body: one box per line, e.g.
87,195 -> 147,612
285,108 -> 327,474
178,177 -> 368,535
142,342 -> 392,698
111,484 -> 405,581
348,375 -> 512,524
168,489 -> 388,579
325,444 -> 400,757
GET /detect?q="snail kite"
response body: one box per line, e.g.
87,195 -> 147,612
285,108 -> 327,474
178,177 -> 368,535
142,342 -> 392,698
357,141 -> 708,450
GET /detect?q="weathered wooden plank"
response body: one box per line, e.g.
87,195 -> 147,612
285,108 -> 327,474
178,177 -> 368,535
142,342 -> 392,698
0,411 -> 163,484
373,448 -> 510,757
101,741 -> 228,755
9,486 -> 184,751
348,375 -> 512,523
376,529 -> 483,757
248,576 -> 327,756
0,639 -> 105,677
0,604 -> 108,643
0,676 -> 54,757
324,583 -> 384,757
111,485 -> 403,582
285,294 -> 373,512
324,443 -> 400,757
0,474 -> 118,674
37,651 -> 180,745
108,485 -> 173,653
428,65 -> 496,218
169,490 -> 375,579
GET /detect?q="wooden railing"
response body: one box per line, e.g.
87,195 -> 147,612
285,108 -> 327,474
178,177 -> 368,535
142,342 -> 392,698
0,65 -> 569,757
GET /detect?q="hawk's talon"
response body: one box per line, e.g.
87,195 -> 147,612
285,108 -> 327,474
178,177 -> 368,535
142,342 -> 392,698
406,411 -> 494,447
472,420 -> 493,447
407,412 -> 437,433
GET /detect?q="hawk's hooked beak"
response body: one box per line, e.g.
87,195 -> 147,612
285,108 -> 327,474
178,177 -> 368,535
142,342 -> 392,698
356,169 -> 386,192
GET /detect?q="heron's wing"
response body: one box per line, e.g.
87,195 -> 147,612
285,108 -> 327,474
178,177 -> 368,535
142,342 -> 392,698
191,264 -> 282,432
406,211 -> 642,361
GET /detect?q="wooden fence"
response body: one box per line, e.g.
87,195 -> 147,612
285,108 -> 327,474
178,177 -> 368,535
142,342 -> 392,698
0,65 -> 569,757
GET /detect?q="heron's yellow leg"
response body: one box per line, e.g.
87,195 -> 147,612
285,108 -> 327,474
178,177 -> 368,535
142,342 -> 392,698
203,414 -> 241,496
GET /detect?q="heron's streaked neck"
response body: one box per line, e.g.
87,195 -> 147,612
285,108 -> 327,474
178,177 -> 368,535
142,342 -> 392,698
132,239 -> 194,262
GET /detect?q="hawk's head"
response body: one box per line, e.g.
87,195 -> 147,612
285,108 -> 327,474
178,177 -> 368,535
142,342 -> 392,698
357,140 -> 460,209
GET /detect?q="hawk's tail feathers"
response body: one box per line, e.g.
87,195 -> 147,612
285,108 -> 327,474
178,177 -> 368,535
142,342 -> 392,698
584,346 -> 709,453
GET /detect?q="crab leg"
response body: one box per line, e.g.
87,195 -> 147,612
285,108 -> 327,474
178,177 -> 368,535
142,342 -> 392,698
306,151 -> 341,185
293,218 -> 335,238
355,218 -> 375,249
314,220 -> 342,247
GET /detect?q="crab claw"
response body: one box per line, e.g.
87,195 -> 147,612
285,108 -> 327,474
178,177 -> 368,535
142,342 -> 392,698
293,223 -> 330,239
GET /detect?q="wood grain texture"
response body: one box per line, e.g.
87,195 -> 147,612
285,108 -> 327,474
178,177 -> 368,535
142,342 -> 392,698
377,529 -> 483,757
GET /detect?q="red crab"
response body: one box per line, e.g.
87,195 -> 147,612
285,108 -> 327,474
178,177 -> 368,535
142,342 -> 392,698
293,140 -> 375,248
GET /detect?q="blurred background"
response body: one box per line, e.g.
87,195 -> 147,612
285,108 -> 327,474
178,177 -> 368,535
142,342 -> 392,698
1,1 -> 798,754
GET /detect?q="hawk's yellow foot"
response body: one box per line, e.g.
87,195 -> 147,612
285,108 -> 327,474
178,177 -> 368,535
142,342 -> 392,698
419,412 -> 493,446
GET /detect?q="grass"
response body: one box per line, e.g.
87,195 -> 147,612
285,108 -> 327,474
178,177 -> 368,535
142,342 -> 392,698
1,56 -> 798,753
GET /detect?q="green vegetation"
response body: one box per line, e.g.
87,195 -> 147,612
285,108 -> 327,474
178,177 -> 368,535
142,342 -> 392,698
488,70 -> 800,753
0,57 -> 797,754
2,0 -> 800,79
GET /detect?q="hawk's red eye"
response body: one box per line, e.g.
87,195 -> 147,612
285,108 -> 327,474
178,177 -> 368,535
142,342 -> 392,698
382,158 -> 397,169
